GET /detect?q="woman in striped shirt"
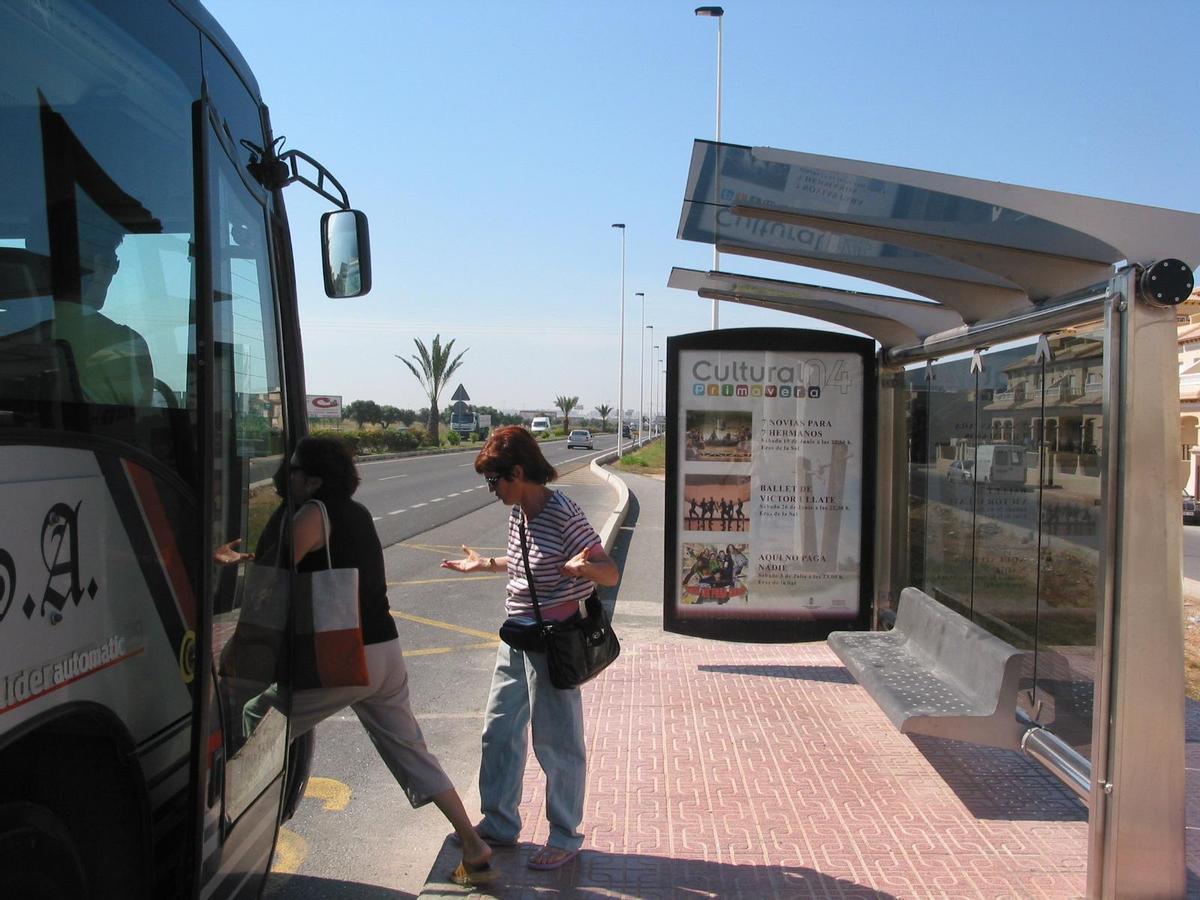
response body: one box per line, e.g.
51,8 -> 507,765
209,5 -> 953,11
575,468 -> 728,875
441,425 -> 618,870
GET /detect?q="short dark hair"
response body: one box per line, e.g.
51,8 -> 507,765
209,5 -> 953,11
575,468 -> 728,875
294,435 -> 360,498
474,425 -> 557,485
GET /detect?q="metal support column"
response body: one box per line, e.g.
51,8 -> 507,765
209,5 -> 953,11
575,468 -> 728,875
873,362 -> 906,628
1089,266 -> 1185,898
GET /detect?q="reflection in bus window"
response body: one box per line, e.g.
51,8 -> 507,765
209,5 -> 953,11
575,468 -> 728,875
0,26 -> 197,484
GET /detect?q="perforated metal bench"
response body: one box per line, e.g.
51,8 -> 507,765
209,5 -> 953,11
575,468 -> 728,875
828,587 -> 1030,750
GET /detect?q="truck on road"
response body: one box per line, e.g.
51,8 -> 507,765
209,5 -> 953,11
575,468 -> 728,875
450,410 -> 478,437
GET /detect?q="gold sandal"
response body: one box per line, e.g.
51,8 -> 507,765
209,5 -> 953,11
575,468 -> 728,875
449,859 -> 498,887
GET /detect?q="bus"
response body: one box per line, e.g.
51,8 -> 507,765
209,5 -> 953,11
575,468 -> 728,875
0,1 -> 371,896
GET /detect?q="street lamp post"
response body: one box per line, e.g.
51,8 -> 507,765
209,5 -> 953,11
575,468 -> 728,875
660,358 -> 666,435
646,324 -> 654,434
636,292 -> 645,443
695,5 -> 723,330
612,224 -> 626,458
652,342 -> 661,435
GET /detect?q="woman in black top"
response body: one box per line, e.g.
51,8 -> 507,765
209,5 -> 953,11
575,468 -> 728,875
245,437 -> 494,887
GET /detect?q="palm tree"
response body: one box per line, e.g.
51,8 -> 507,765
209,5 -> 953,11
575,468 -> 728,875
397,335 -> 467,445
555,395 -> 579,434
595,404 -> 613,433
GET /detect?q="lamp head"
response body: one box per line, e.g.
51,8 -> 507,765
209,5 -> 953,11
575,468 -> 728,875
611,223 -> 625,229
694,6 -> 724,16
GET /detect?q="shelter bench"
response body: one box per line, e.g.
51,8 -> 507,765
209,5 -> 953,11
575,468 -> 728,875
828,587 -> 1029,751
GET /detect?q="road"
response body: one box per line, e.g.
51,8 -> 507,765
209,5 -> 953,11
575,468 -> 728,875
355,433 -> 617,548
261,436 -> 619,898
1185,521 -> 1200,585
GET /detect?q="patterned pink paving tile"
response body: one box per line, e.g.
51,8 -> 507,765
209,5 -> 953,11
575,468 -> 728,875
482,643 -> 1094,899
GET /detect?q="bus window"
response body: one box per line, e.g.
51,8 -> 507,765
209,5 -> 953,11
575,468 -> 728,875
0,0 -> 199,486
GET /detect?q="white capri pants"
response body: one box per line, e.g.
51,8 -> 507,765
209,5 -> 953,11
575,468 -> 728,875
246,638 -> 453,807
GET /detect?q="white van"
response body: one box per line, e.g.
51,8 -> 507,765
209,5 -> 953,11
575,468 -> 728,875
530,416 -> 551,435
975,443 -> 1026,485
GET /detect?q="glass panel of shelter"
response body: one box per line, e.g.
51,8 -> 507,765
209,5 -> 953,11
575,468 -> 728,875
901,329 -> 1103,760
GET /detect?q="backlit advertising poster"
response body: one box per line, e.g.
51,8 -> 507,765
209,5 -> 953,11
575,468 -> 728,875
664,329 -> 875,641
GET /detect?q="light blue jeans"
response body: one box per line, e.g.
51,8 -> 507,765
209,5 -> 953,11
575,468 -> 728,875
478,642 -> 586,850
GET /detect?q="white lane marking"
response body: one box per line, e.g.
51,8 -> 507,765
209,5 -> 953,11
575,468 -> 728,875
411,502 -> 428,508
447,492 -> 460,498
457,462 -> 474,467
559,451 -> 604,464
380,474 -> 409,480
431,497 -> 443,503
372,516 -> 382,522
357,447 -> 478,467
388,509 -> 405,516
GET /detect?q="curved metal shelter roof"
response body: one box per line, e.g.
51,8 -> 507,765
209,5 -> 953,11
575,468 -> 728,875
673,140 -> 1200,346
667,267 -> 962,347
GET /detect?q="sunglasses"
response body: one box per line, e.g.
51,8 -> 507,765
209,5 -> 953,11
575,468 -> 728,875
484,472 -> 506,489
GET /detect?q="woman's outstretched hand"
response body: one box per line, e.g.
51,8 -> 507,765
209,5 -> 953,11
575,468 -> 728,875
213,539 -> 254,566
441,545 -> 491,573
560,549 -> 592,578
560,544 -> 620,587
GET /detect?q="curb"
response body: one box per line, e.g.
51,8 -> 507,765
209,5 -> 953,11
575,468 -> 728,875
590,436 -> 655,556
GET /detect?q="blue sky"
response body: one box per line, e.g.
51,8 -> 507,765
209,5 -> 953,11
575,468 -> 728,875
205,0 -> 1200,415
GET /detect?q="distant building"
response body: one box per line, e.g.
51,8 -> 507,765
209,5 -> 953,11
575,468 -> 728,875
1177,289 -> 1200,493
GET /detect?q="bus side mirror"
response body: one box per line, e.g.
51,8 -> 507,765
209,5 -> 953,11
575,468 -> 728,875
321,209 -> 372,298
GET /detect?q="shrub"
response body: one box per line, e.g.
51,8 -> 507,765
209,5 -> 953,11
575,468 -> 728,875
446,430 -> 461,446
383,430 -> 420,452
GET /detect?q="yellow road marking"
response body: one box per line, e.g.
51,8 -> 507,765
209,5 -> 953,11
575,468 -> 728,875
392,610 -> 500,641
271,827 -> 308,875
405,640 -> 500,657
387,575 -> 503,586
305,776 -> 352,811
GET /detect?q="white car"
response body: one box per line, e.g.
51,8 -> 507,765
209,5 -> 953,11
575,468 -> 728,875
530,416 -> 551,435
567,429 -> 593,449
947,459 -> 975,483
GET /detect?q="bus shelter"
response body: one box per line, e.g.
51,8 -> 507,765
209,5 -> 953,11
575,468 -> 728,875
668,140 -> 1200,898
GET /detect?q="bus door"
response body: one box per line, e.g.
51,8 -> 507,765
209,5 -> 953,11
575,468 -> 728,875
196,41 -> 297,895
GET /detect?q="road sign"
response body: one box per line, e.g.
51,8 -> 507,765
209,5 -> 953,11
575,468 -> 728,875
450,384 -> 470,402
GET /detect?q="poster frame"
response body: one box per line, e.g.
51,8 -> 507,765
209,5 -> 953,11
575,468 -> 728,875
663,327 -> 876,642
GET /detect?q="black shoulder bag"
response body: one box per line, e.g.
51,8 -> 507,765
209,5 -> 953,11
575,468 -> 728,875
496,514 -> 620,690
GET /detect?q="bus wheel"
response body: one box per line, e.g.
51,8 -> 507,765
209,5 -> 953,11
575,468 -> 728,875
0,802 -> 88,899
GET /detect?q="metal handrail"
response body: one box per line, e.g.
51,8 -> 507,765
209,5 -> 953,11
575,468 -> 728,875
885,284 -> 1110,366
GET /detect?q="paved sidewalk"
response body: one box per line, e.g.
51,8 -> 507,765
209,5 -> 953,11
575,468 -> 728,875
419,467 -> 1200,898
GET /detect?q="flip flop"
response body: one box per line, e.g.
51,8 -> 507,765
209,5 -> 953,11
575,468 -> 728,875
449,859 -> 499,887
526,845 -> 582,870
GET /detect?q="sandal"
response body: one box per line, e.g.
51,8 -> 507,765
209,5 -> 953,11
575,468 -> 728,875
449,859 -> 498,887
526,845 -> 581,870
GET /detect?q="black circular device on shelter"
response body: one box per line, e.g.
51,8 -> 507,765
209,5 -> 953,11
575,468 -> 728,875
1139,258 -> 1194,307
